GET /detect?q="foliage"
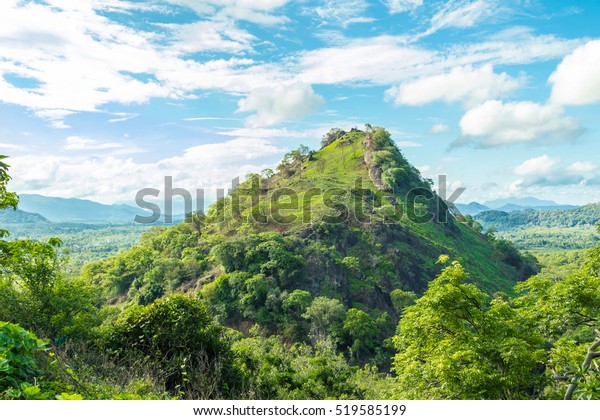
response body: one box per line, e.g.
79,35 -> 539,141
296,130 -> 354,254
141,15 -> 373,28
0,322 -> 49,398
475,205 -> 600,251
233,336 -> 368,399
0,237 -> 102,341
392,261 -> 545,399
303,296 -> 347,344
0,156 -> 18,212
106,294 -> 243,398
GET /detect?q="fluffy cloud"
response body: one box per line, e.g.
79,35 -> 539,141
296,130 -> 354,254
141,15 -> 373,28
8,137 -> 286,204
567,161 -> 599,173
385,65 -> 521,107
237,82 -> 324,127
455,100 -> 585,148
549,39 -> 600,106
0,0 -> 288,127
513,155 -> 559,176
0,0 -> 587,131
428,123 -> 450,134
510,156 -> 598,189
385,0 -> 423,14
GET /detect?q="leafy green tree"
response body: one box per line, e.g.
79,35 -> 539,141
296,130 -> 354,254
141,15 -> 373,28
232,336 -> 364,399
0,156 -> 18,210
392,261 -> 545,399
514,228 -> 600,399
303,297 -> 346,344
343,308 -> 378,359
283,290 -> 312,319
106,294 -> 243,398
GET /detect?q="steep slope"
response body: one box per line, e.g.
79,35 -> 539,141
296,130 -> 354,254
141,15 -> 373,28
85,127 -> 533,337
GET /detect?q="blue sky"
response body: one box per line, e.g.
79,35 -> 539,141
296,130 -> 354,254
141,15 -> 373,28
1,0 -> 599,207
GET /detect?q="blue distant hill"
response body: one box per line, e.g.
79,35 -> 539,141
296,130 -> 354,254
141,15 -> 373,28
455,196 -> 578,216
17,194 -> 143,223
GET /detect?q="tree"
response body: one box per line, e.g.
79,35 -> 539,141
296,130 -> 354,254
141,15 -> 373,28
343,308 -> 378,359
514,228 -> 600,399
0,156 -> 18,210
0,156 -> 18,238
392,261 -> 545,399
282,289 -> 312,319
390,289 -> 417,314
564,330 -> 600,400
303,297 -> 346,344
107,294 -> 243,398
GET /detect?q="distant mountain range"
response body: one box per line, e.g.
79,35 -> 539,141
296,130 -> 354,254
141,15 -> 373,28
0,193 -> 585,226
455,196 -> 578,216
13,194 -> 142,223
1,194 -> 185,224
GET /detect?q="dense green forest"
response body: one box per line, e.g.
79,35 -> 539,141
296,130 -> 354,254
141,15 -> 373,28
1,128 -> 599,401
0,220 -> 150,276
474,205 -> 600,250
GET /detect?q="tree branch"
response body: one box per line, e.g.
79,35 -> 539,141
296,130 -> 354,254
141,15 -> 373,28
565,331 -> 600,400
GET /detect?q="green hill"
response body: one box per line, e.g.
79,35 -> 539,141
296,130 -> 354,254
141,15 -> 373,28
84,127 -> 534,335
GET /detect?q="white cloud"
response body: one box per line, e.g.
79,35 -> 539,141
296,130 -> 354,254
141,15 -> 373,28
509,157 -> 596,190
33,110 -> 76,129
456,100 -> 585,148
385,64 -> 522,107
0,142 -> 24,151
313,0 -> 374,27
237,82 -> 324,127
549,39 -> 600,106
567,161 -> 599,174
513,155 -> 559,176
428,123 -> 450,134
0,0 -> 587,130
385,0 -> 423,14
168,21 -> 256,54
64,136 -> 124,150
8,137 -> 286,204
0,1 -> 287,127
294,33 -> 580,86
164,0 -> 290,26
423,0 -> 504,37
107,113 -> 139,123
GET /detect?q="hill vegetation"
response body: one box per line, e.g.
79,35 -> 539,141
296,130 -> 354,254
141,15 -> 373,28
475,204 -> 600,250
1,131 -> 599,401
